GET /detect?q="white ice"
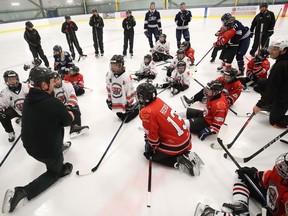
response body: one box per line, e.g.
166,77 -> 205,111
0,16 -> 287,216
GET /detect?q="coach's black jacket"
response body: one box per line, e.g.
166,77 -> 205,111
22,88 -> 72,159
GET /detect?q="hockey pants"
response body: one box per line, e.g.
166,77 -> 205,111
0,107 -> 21,133
148,28 -> 160,48
176,29 -> 190,49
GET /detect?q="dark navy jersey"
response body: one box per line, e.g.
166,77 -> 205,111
175,10 -> 192,29
144,10 -> 161,29
231,20 -> 250,44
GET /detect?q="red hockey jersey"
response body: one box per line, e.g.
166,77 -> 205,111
259,167 -> 288,216
64,73 -> 84,88
246,58 -> 270,79
216,76 -> 242,107
215,28 -> 236,46
140,98 -> 191,155
203,93 -> 228,134
185,47 -> 195,63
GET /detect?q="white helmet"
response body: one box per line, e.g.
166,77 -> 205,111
269,39 -> 288,51
275,152 -> 288,179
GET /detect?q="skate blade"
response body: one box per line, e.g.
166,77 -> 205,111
2,189 -> 14,213
70,128 -> 89,138
190,152 -> 205,166
180,96 -> 190,108
194,202 -> 206,216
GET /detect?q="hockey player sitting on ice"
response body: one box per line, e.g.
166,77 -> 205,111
134,54 -> 157,81
53,72 -> 89,138
181,68 -> 242,108
0,71 -> 30,142
194,152 -> 288,216
151,34 -> 173,62
180,41 -> 195,65
136,82 -> 204,176
23,58 -> 42,71
63,66 -> 85,96
106,55 -> 139,123
156,61 -> 191,96
165,49 -> 192,77
53,45 -> 74,77
179,80 -> 228,141
239,48 -> 270,91
214,15 -> 238,73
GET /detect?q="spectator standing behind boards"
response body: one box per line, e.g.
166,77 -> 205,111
249,3 -> 275,57
24,21 -> 50,68
175,2 -> 192,49
61,15 -> 86,60
122,10 -> 136,58
89,8 -> 104,58
144,2 -> 162,49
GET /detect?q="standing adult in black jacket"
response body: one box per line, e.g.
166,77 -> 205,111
122,10 -> 136,58
249,3 -> 275,57
89,9 -> 104,58
61,15 -> 85,60
144,2 -> 162,49
24,21 -> 50,68
2,67 -> 73,213
253,40 -> 288,128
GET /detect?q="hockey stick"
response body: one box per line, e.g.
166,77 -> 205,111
211,112 -> 255,149
223,128 -> 288,163
83,87 -> 93,92
280,139 -> 288,144
76,114 -> 129,176
258,23 -> 264,53
217,135 -> 267,206
0,134 -> 21,167
147,155 -> 153,208
195,46 -> 214,67
157,84 -> 172,95
193,78 -> 251,117
155,61 -> 170,67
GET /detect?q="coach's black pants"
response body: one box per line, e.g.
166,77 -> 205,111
123,30 -> 134,55
29,45 -> 49,67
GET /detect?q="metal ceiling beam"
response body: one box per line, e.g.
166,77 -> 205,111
26,0 -> 45,17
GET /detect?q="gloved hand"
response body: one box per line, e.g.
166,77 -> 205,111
106,99 -> 112,110
65,29 -> 69,33
250,32 -> 254,38
144,138 -> 155,157
158,29 -> 162,35
73,84 -> 79,91
236,166 -> 258,183
213,42 -> 218,47
268,30 -> 274,37
0,108 -> 6,118
198,127 -> 213,141
23,64 -> 30,71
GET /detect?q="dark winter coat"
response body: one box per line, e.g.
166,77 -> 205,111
122,16 -> 136,32
24,28 -> 41,47
22,88 -> 72,159
257,52 -> 288,108
61,21 -> 78,41
89,14 -> 104,31
250,10 -> 275,36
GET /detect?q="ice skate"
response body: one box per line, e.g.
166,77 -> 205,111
61,162 -> 73,177
130,53 -> 133,58
15,117 -> 22,124
217,66 -> 224,73
95,53 -> 100,59
70,125 -> 89,138
8,132 -> 15,142
222,202 -> 249,215
62,141 -> 72,151
175,152 -> 201,176
180,95 -> 194,108
194,202 -> 217,216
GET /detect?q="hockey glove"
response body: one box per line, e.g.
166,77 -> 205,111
73,84 -> 80,91
236,166 -> 258,184
23,64 -> 30,71
106,99 -> 112,110
0,108 -> 6,118
198,127 -> 213,141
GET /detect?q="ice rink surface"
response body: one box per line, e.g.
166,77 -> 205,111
0,15 -> 287,216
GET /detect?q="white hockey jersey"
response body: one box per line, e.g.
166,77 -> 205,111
0,83 -> 30,115
106,71 -> 135,113
171,68 -> 191,87
152,40 -> 170,54
139,61 -> 157,76
53,81 -> 78,107
170,56 -> 192,69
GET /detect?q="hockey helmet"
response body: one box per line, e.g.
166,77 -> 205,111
136,82 -> 157,107
110,55 -> 125,75
53,45 -> 62,55
275,152 -> 288,179
177,49 -> 185,60
33,58 -> 42,67
25,21 -> 33,28
255,48 -> 269,63
144,54 -> 152,65
223,68 -> 238,83
269,40 -> 288,51
29,67 -> 54,87
69,65 -> 80,76
204,80 -> 223,97
3,70 -> 19,88
176,61 -> 186,74
65,15 -> 71,20
159,34 -> 167,42
180,41 -> 190,51
221,13 -> 232,23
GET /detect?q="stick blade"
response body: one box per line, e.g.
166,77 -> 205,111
210,142 -> 228,150
280,139 -> 288,145
76,169 -> 93,176
147,192 -> 151,208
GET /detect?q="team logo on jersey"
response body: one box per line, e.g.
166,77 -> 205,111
55,91 -> 67,104
158,47 -> 165,52
14,98 -> 25,111
112,83 -> 122,98
267,184 -> 279,212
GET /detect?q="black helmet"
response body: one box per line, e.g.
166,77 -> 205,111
65,15 -> 71,20
206,80 -> 223,93
260,2 -> 268,8
69,66 -> 80,76
221,13 -> 235,27
221,13 -> 232,23
144,54 -> 152,65
110,55 -> 125,74
33,58 -> 42,67
176,60 -> 186,74
25,21 -> 33,28
136,83 -> 157,107
223,68 -> 238,83
3,70 -> 19,88
29,67 -> 54,87
53,45 -> 62,54
259,48 -> 269,59
181,41 -> 190,51
177,49 -> 185,60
